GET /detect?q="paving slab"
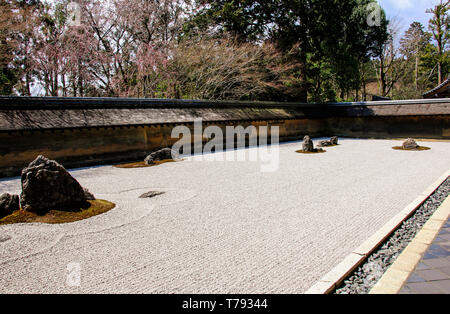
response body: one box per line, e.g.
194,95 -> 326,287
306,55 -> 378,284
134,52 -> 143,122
400,215 -> 450,294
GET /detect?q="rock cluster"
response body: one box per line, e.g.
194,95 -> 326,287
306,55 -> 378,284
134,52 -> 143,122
0,193 -> 19,219
20,155 -> 93,214
302,136 -> 314,152
402,138 -> 419,150
317,140 -> 332,147
317,136 -> 339,147
144,148 -> 180,165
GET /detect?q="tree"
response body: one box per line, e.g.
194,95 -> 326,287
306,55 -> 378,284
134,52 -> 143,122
400,22 -> 430,90
182,0 -> 272,42
169,36 -> 304,100
110,0 -> 188,97
426,0 -> 449,84
373,19 -> 405,97
0,0 -> 40,95
75,0 -> 190,97
185,0 -> 389,102
420,42 -> 450,88
0,1 -> 19,94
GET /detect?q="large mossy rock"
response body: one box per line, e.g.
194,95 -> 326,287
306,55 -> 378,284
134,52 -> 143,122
20,155 -> 89,214
144,148 -> 179,165
0,193 -> 19,219
302,136 -> 314,152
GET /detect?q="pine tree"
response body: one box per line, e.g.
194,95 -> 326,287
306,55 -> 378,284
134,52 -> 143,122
400,22 -> 430,90
426,0 -> 449,84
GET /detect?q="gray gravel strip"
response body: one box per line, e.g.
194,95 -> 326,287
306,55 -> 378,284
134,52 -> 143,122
334,176 -> 450,294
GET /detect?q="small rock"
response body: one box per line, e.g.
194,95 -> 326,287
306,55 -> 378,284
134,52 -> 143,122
83,188 -> 96,201
0,235 -> 11,243
330,136 -> 339,145
0,193 -> 20,219
302,136 -> 314,152
317,140 -> 333,147
402,138 -> 419,150
144,148 -> 179,165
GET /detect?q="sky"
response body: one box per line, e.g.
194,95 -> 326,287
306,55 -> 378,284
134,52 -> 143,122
378,0 -> 444,34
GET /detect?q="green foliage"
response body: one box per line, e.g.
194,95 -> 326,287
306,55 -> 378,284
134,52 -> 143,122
183,0 -> 272,42
185,0 -> 389,102
420,43 -> 450,86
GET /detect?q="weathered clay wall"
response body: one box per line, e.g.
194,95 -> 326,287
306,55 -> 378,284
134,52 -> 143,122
0,119 -> 321,177
0,97 -> 449,177
323,115 -> 450,139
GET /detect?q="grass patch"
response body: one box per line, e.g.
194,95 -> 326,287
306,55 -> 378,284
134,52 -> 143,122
0,199 -> 115,225
113,159 -> 180,169
296,149 -> 326,154
392,146 -> 431,151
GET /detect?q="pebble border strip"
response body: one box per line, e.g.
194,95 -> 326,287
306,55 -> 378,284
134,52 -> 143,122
304,168 -> 450,294
369,195 -> 450,294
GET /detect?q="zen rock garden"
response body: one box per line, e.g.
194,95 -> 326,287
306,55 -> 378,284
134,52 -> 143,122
1,137 -> 432,224
0,134 -> 449,295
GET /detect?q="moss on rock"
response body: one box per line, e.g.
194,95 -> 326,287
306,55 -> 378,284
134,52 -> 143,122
0,199 -> 115,225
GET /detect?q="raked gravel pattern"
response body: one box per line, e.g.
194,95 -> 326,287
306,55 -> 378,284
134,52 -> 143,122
334,176 -> 450,294
0,138 -> 449,294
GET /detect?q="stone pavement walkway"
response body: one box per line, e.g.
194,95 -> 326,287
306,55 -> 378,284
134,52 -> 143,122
399,216 -> 450,294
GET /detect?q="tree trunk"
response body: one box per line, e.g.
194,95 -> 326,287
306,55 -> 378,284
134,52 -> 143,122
25,72 -> 31,96
438,60 -> 442,85
379,60 -> 387,96
437,39 -> 442,84
415,54 -> 419,90
298,52 -> 308,103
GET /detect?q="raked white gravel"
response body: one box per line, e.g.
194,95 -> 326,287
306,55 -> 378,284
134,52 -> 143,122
0,138 -> 449,294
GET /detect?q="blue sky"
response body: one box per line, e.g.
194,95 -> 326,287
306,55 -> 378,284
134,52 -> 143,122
378,0 -> 443,33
